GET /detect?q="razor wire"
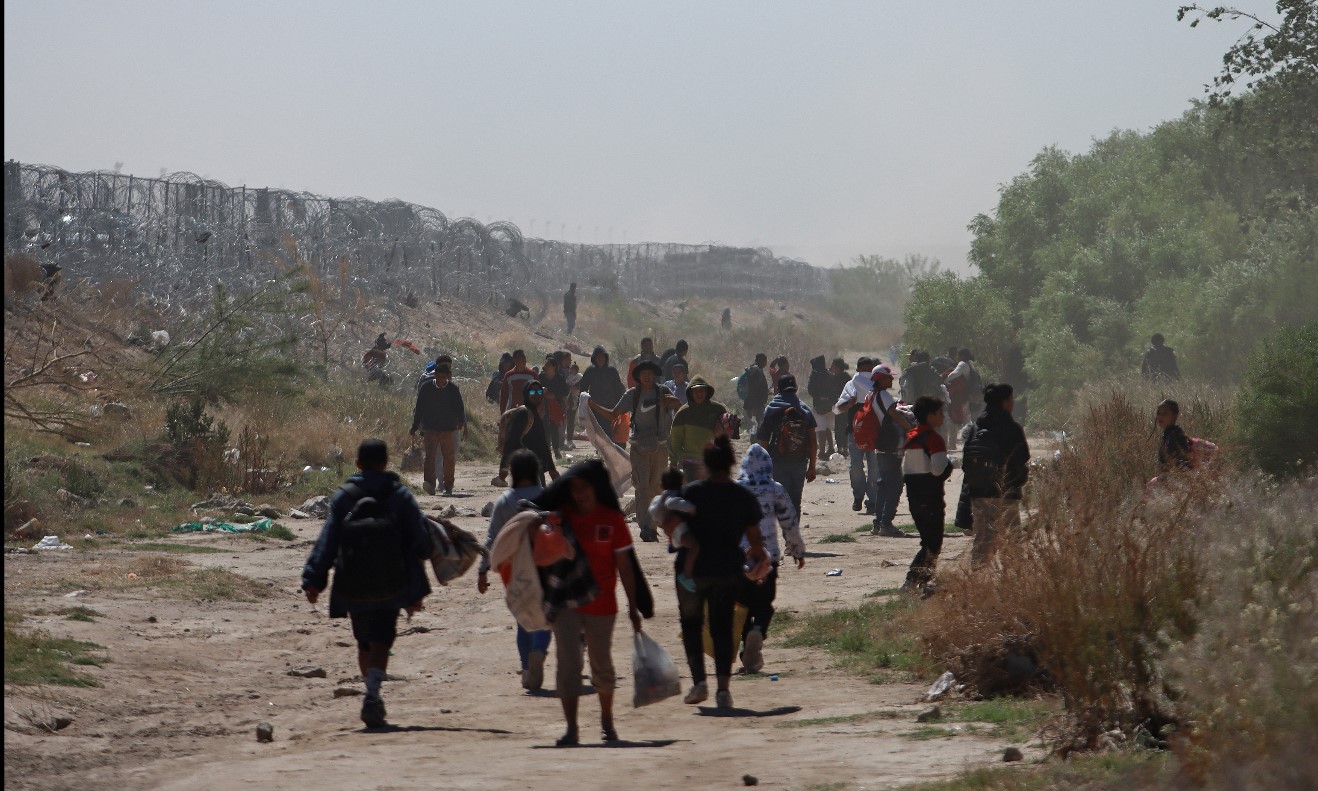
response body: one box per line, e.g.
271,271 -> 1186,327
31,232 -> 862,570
3,161 -> 829,317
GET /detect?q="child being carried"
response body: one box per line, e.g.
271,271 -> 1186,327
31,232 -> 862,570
649,468 -> 699,591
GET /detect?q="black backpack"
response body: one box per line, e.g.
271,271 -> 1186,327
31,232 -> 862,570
962,422 -> 1008,494
875,403 -> 903,454
776,406 -> 813,461
334,481 -> 407,605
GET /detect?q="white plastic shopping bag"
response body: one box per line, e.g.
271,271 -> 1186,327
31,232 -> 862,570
632,630 -> 681,708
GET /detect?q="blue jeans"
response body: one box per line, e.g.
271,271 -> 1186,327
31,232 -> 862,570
848,435 -> 878,508
516,625 -> 552,670
874,452 -> 903,527
771,455 -> 809,517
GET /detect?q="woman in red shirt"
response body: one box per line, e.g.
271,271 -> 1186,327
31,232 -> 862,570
537,461 -> 644,747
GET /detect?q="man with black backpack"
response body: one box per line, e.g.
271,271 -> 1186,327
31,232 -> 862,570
755,373 -> 818,517
301,439 -> 433,729
737,353 -> 771,435
961,383 -> 1031,563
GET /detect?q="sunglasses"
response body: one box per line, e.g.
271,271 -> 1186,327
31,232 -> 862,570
527,388 -> 545,395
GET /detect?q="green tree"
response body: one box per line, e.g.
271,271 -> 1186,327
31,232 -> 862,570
1234,321 -> 1318,477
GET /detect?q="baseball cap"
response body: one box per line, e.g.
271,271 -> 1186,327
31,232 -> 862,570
870,364 -> 895,380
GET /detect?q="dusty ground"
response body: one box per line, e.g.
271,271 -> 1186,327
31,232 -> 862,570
4,443 -> 1041,791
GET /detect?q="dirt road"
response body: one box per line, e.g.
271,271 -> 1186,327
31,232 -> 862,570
4,449 -> 1035,791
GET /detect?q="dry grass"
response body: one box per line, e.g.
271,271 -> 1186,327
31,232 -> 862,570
33,556 -> 272,602
920,391 -> 1217,744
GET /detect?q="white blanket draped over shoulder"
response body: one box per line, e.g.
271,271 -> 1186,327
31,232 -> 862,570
576,392 -> 633,496
488,510 -> 549,632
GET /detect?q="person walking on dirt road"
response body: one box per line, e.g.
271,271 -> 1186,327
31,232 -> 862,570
301,439 -> 433,729
533,461 -> 646,746
478,449 -> 551,690
589,360 -> 681,542
410,364 -> 467,496
678,436 -> 770,709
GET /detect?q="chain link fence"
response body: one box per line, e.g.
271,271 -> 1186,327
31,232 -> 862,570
4,161 -> 828,318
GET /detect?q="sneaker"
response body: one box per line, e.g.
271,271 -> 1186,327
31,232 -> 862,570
522,649 -> 546,691
360,695 -> 387,728
715,689 -> 734,709
422,481 -> 436,496
875,523 -> 906,538
442,487 -> 453,497
683,682 -> 708,705
852,497 -> 863,512
639,529 -> 659,543
742,627 -> 764,674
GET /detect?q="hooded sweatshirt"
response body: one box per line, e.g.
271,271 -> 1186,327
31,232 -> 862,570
806,355 -> 842,414
579,346 -> 624,409
668,376 -> 728,465
738,444 -> 805,563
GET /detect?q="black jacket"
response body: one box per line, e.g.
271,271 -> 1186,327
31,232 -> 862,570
411,378 -> 466,432
301,471 -> 433,617
966,407 -> 1031,500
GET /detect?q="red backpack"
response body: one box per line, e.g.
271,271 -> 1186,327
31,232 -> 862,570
852,391 -> 881,451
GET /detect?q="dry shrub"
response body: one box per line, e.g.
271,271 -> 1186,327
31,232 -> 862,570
920,391 -> 1215,745
1167,477 -> 1318,790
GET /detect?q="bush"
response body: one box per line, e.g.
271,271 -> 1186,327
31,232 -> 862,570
1167,479 -> 1318,789
920,391 -> 1210,744
1234,321 -> 1318,478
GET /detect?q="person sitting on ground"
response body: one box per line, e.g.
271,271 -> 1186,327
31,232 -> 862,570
477,449 -> 552,690
735,443 -> 805,674
668,376 -> 728,482
650,467 -> 698,591
301,439 -> 432,729
901,397 -> 956,592
533,461 -> 645,746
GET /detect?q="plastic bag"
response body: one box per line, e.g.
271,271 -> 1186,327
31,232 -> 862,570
632,630 -> 681,708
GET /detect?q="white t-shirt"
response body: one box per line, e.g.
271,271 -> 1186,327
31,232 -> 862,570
834,372 -> 876,414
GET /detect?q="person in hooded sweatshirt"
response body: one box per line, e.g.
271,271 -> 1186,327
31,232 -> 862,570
579,345 -> 624,435
668,376 -> 728,481
301,439 -> 432,729
755,373 -> 818,517
806,355 -> 842,459
735,444 -> 805,674
901,397 -> 956,592
496,379 -> 560,486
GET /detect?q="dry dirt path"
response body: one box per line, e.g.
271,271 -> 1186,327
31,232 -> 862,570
5,445 -> 1039,791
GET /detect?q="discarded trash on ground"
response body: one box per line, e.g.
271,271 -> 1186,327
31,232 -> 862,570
825,568 -> 843,577
171,518 -> 275,534
33,535 -> 74,550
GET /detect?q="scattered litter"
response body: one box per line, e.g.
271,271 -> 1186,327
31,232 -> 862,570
64,590 -> 89,598
74,442 -> 91,447
926,670 -> 957,701
769,675 -> 779,681
824,478 -> 839,484
302,465 -> 313,473
825,568 -> 843,577
171,518 -> 274,534
78,371 -> 98,384
33,535 -> 74,550
828,452 -> 845,465
127,572 -> 138,579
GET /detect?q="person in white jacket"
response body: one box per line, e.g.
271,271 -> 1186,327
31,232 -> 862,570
736,444 -> 806,674
832,356 -> 878,515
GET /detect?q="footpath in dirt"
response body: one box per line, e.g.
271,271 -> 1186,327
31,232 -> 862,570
4,445 -> 1040,791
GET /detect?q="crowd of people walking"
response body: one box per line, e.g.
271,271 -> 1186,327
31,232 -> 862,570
311,323 -> 1209,739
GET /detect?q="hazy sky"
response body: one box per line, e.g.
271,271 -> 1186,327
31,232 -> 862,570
4,1 -> 1245,270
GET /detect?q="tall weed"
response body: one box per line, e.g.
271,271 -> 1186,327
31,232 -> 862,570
920,392 -> 1213,743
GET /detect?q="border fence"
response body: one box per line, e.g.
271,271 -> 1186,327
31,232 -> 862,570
4,161 -> 829,316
